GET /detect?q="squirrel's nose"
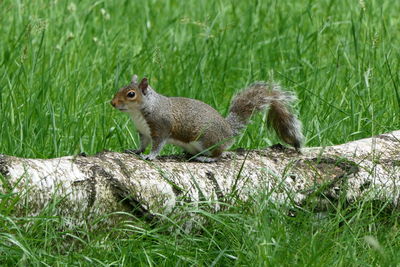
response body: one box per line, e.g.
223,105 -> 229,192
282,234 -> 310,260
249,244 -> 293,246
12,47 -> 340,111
110,100 -> 116,107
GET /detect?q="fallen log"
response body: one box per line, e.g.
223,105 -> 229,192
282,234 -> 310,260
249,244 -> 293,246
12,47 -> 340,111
0,130 -> 399,228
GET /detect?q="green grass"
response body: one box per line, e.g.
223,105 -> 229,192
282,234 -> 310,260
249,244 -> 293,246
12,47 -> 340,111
1,0 -> 400,265
2,188 -> 400,266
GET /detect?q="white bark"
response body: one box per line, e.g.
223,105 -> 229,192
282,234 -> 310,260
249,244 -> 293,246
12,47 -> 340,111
0,130 -> 399,227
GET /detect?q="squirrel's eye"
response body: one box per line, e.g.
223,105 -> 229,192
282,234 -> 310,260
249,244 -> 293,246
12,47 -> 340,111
127,91 -> 136,98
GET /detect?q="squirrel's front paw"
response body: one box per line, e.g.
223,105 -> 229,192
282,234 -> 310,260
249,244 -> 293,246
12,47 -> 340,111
142,154 -> 157,161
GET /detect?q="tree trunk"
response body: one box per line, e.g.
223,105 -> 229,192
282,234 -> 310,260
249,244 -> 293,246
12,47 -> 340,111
0,130 -> 399,228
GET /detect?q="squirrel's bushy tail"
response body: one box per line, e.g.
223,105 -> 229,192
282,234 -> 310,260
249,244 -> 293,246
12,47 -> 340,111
226,82 -> 304,149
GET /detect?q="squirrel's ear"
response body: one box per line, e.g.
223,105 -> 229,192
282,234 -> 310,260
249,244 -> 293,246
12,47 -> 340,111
138,78 -> 149,95
131,75 -> 138,84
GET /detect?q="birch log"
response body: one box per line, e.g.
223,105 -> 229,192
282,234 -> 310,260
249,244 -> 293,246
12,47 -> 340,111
0,130 -> 399,228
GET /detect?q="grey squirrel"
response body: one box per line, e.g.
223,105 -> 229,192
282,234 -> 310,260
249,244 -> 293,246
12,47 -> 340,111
111,75 -> 304,161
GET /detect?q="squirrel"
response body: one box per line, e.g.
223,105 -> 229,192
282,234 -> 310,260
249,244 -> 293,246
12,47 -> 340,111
111,75 -> 304,161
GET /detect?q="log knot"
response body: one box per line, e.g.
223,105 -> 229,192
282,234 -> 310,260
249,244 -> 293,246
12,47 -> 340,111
303,157 -> 360,182
296,157 -> 360,203
0,154 -> 10,178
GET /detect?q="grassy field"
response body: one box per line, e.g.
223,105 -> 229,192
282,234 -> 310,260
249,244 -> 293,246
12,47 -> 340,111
1,0 -> 400,265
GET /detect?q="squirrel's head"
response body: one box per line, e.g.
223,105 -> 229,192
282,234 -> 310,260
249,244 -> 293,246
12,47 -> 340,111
111,75 -> 150,112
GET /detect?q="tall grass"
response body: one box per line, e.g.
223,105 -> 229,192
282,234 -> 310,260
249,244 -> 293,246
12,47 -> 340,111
1,0 -> 400,265
1,187 -> 400,266
1,0 -> 399,158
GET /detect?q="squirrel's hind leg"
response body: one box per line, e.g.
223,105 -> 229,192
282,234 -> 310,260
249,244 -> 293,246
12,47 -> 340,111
187,146 -> 224,163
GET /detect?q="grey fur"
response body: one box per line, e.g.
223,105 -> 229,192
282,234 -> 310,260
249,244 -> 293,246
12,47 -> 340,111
112,78 -> 304,160
227,82 -> 304,148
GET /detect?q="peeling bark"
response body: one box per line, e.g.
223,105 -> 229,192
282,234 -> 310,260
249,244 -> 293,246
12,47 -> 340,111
0,130 -> 399,227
